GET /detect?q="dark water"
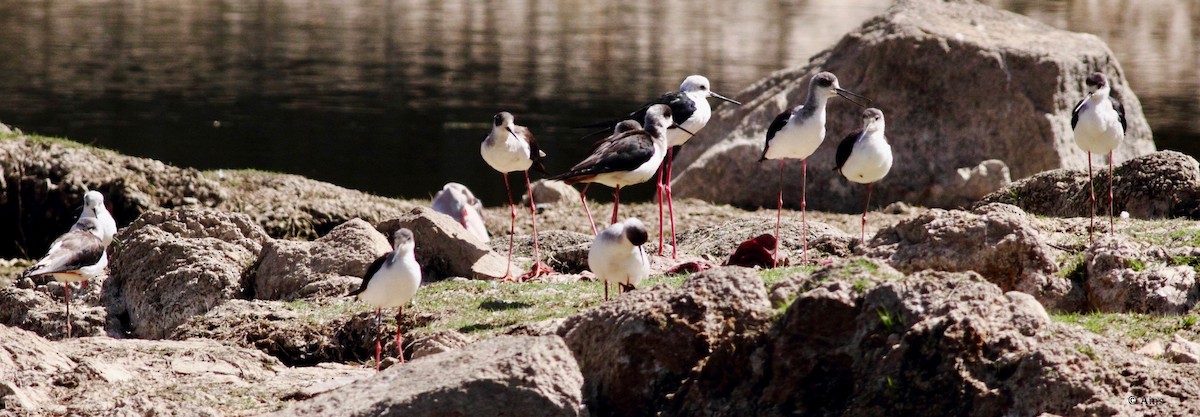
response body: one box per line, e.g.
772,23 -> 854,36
0,0 -> 1196,205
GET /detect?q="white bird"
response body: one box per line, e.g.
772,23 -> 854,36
578,76 -> 740,258
481,112 -> 553,281
834,108 -> 893,244
553,105 -> 682,232
588,217 -> 650,301
1071,72 -> 1127,242
761,72 -> 870,266
74,190 -> 117,247
431,182 -> 489,242
347,228 -> 423,371
22,217 -> 108,338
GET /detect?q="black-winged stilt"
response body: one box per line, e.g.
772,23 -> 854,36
75,190 -> 117,247
1071,72 -> 1127,242
347,228 -> 423,371
480,112 -> 555,281
834,108 -> 892,244
21,217 -> 108,338
580,75 -> 740,259
553,104 -> 682,231
588,217 -> 650,301
761,72 -> 869,266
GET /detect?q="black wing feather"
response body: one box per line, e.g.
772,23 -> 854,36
1111,96 -> 1127,133
550,131 -> 654,183
760,109 -> 793,161
516,126 -> 547,174
347,254 -> 388,298
834,130 -> 862,173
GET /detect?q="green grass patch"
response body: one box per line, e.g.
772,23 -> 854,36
1053,312 -> 1200,345
1058,253 -> 1087,282
758,265 -> 817,288
406,274 -> 689,337
1074,343 -> 1098,360
1127,258 -> 1146,272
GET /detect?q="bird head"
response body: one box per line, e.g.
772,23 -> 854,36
623,218 -> 649,247
83,191 -> 105,213
862,108 -> 886,133
392,228 -> 416,253
1085,72 -> 1111,97
811,72 -> 871,107
680,74 -> 741,105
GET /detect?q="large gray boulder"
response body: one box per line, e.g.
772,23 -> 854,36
979,150 -> 1200,219
104,207 -> 270,339
667,271 -> 1200,417
558,267 -> 774,417
266,335 -> 587,417
255,218 -> 392,300
1084,235 -> 1200,314
671,0 -> 1153,212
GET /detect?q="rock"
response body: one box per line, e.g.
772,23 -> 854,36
980,151 -> 1200,219
524,179 -> 582,206
0,284 -> 107,339
867,203 -> 1077,310
498,230 -> 594,274
768,257 -> 902,308
667,271 -> 1200,417
431,182 -> 489,242
1137,340 -> 1165,358
213,170 -> 416,239
0,136 -> 224,258
255,218 -> 392,300
409,330 -> 475,360
1005,290 -> 1050,325
171,299 -> 386,366
267,335 -> 587,417
104,207 -> 270,339
558,266 -> 773,416
378,207 -> 513,280
1166,335 -> 1200,364
671,0 -> 1153,212
0,325 -> 370,416
1084,235 -> 1200,313
926,159 -> 1012,208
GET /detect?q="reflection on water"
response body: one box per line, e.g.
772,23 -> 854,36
0,0 -> 1195,205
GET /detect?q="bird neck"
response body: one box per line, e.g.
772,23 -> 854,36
802,92 -> 828,112
1088,86 -> 1111,102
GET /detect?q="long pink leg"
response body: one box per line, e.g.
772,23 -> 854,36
611,186 -> 621,225
580,183 -> 597,235
1088,153 -> 1095,244
657,162 -> 666,255
502,173 -> 516,281
65,284 -> 72,338
522,171 -> 551,279
1108,151 -> 1115,234
665,147 -> 677,259
395,307 -> 405,364
800,158 -> 808,265
862,183 -> 874,243
774,160 -> 783,268
374,307 -> 382,372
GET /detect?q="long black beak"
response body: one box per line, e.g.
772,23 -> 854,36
670,123 -> 696,136
506,126 -> 519,138
710,91 -> 742,105
834,87 -> 872,108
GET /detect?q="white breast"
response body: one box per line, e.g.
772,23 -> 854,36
669,94 -> 712,147
841,133 -> 893,184
764,109 -> 825,160
358,253 -> 422,309
481,130 -> 534,173
588,240 -> 649,288
1073,99 -> 1124,154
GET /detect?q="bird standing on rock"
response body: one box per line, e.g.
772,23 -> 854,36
347,228 -> 423,371
22,217 -> 108,338
588,217 -> 650,301
835,108 -> 892,244
553,104 -> 685,231
579,75 -> 742,259
762,72 -> 870,267
1071,72 -> 1127,242
481,112 -> 555,281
